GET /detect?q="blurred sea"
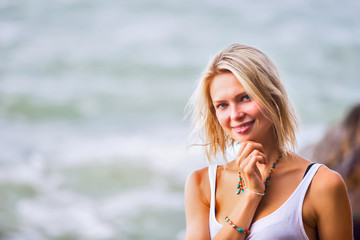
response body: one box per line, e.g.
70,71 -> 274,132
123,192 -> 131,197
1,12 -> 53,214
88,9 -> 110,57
0,0 -> 359,239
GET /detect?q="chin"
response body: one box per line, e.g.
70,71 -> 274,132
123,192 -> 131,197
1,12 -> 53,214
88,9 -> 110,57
233,136 -> 254,143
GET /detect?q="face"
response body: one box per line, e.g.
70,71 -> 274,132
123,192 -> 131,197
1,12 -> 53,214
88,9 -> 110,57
209,72 -> 274,145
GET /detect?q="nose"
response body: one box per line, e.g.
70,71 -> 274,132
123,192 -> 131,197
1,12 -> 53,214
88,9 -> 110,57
230,104 -> 245,121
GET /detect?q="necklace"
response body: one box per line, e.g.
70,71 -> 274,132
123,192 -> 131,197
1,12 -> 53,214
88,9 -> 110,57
236,152 -> 282,195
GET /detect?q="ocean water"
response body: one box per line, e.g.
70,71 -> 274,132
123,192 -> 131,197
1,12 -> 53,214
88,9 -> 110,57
0,0 -> 360,239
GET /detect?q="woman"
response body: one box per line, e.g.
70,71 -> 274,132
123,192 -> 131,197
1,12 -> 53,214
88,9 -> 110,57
184,43 -> 353,240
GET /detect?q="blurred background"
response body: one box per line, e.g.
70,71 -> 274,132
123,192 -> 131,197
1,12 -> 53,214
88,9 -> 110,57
0,0 -> 359,239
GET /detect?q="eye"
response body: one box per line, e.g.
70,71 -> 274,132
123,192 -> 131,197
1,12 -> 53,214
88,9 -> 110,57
241,95 -> 251,101
216,103 -> 228,109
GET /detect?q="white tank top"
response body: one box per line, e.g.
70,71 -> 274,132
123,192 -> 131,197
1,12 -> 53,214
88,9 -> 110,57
208,163 -> 322,239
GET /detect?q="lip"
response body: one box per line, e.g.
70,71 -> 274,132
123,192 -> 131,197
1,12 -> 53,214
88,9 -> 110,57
232,120 -> 255,134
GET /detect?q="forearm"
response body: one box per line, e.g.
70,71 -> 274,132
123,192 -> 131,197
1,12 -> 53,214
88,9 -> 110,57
213,192 -> 262,240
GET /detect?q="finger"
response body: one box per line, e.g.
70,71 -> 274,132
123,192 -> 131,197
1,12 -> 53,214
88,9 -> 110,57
240,143 -> 266,163
235,143 -> 248,167
248,142 -> 266,164
241,152 -> 265,173
246,155 -> 266,173
243,141 -> 265,154
243,156 -> 266,191
236,142 -> 252,160
251,150 -> 266,164
236,142 -> 247,159
241,142 -> 265,156
239,153 -> 251,170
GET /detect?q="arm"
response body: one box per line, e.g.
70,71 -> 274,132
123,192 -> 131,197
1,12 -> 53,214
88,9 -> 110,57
212,192 -> 262,240
185,142 -> 268,240
184,168 -> 263,240
311,167 -> 353,239
184,168 -> 211,240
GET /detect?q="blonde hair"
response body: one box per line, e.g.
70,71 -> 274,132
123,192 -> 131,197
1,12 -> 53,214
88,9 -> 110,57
187,43 -> 298,162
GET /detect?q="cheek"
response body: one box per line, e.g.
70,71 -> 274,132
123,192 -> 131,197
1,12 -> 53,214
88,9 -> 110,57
255,108 -> 273,128
244,102 -> 262,115
245,102 -> 270,122
216,112 -> 229,128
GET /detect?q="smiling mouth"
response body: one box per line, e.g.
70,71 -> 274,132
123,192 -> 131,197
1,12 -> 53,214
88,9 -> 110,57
233,120 -> 255,134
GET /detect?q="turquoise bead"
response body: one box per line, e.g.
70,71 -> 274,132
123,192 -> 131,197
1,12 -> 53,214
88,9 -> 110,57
241,189 -> 244,194
236,189 -> 240,194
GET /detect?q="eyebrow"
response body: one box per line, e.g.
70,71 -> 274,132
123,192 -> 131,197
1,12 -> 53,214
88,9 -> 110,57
212,91 -> 248,104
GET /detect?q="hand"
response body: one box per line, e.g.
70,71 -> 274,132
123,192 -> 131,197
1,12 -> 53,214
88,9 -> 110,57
235,141 -> 267,194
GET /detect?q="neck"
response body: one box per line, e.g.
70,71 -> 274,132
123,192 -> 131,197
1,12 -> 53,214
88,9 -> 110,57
263,143 -> 281,167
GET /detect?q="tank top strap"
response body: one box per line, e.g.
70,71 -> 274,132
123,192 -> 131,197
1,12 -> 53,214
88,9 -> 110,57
297,163 -> 323,200
208,164 -> 219,239
294,162 -> 323,228
208,164 -> 218,215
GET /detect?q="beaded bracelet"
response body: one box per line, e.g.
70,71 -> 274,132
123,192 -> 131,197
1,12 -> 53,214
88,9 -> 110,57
225,217 -> 250,235
244,188 -> 265,196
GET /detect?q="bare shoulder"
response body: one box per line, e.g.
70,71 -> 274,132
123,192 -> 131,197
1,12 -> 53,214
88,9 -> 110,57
185,166 -> 211,206
184,166 -> 213,239
185,166 -> 210,189
311,164 -> 346,195
291,155 -> 348,211
305,165 -> 353,239
186,166 -> 209,183
306,164 -> 350,218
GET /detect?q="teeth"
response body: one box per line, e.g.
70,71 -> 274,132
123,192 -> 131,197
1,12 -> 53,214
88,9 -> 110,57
243,122 -> 252,127
240,122 -> 252,128
234,121 -> 253,129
